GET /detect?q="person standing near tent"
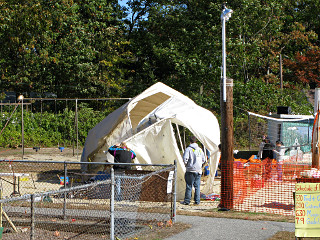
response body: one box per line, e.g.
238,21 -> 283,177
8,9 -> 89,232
181,136 -> 206,205
108,142 -> 136,170
258,136 -> 275,182
273,141 -> 286,181
108,142 -> 136,200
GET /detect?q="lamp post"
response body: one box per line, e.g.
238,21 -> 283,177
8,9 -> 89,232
18,95 -> 24,159
221,3 -> 233,102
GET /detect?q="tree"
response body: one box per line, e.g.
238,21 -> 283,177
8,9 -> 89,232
284,48 -> 320,88
0,0 -> 317,116
0,0 -> 133,98
124,1 -> 222,111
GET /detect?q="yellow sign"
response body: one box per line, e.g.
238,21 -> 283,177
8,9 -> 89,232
295,183 -> 320,237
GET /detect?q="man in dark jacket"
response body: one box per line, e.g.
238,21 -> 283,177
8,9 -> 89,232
108,142 -> 136,201
258,136 -> 275,181
108,142 -> 136,170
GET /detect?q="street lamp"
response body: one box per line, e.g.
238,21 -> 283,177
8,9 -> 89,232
219,2 -> 234,211
221,3 -> 233,102
18,95 -> 24,159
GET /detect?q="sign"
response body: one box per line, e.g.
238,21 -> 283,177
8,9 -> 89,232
295,183 -> 320,237
167,171 -> 174,194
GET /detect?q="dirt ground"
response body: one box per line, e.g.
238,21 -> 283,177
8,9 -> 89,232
0,146 -> 221,207
0,147 -> 204,238
0,147 -> 82,162
0,147 -> 82,197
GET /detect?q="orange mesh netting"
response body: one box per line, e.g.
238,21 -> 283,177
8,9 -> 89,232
220,156 -> 312,216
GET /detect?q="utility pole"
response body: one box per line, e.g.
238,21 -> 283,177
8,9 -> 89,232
220,78 -> 234,210
220,2 -> 234,210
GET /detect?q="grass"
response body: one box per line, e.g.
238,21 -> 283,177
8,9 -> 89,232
267,231 -> 295,240
134,222 -> 191,240
178,208 -> 294,222
268,231 -> 320,240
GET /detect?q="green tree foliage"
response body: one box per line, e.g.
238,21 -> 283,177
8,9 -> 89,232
125,1 -> 222,102
234,79 -> 313,115
0,0 -> 319,149
0,0 -> 317,111
0,0 -> 133,98
289,0 -> 320,37
124,0 -> 315,113
0,103 -> 111,147
223,1 -> 316,86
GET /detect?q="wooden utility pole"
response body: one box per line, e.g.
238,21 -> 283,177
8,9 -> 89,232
220,77 -> 234,210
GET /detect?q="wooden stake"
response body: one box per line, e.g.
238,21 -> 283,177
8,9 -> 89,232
3,211 -> 17,232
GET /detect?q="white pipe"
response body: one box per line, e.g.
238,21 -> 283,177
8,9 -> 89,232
222,17 -> 227,102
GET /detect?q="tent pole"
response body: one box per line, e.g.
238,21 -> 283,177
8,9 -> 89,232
175,124 -> 184,152
183,128 -> 186,149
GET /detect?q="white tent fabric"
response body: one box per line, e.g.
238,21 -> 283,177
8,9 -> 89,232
81,82 -> 220,200
125,119 -> 186,198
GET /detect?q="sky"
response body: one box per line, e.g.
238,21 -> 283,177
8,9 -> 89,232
118,0 -> 128,8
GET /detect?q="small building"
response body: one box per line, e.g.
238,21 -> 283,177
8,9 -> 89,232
268,108 -> 314,153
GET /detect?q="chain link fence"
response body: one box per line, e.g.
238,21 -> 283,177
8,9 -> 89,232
0,160 -> 176,240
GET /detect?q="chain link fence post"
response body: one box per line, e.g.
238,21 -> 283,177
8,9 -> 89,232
173,160 -> 177,223
30,194 -> 35,240
0,188 -> 2,228
63,162 -> 67,220
110,167 -> 115,240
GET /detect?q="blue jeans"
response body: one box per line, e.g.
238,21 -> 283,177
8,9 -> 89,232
116,177 -> 122,201
184,172 -> 201,204
115,171 -> 125,201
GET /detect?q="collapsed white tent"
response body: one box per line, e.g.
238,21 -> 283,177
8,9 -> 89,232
81,82 -> 220,200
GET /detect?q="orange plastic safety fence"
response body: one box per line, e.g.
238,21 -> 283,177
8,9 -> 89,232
220,160 -> 312,216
